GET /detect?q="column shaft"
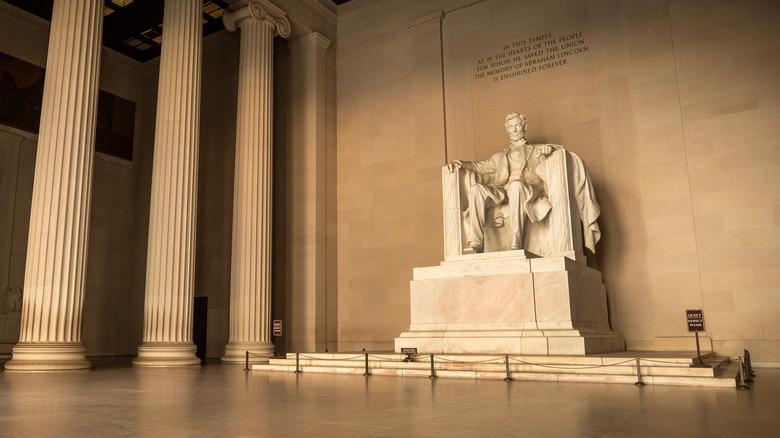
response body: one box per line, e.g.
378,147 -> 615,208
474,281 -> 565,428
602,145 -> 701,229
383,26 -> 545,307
134,0 -> 202,367
5,0 -> 103,371
222,0 -> 290,363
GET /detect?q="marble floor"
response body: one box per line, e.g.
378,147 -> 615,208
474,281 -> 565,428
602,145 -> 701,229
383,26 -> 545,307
0,357 -> 777,437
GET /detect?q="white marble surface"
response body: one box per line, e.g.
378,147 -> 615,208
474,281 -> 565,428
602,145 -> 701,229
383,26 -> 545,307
396,253 -> 623,355
442,114 -> 600,260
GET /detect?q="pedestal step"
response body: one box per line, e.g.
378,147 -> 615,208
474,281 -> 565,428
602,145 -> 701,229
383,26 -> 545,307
252,351 -> 740,387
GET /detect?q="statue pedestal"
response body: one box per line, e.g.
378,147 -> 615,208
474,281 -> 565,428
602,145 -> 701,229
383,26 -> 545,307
395,251 -> 624,355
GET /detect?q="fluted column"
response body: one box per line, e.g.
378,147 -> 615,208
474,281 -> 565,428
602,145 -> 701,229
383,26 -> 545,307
221,0 -> 290,363
4,0 -> 103,371
133,0 -> 202,367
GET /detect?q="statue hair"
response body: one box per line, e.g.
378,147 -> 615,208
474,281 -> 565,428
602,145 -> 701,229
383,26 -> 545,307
505,113 -> 527,130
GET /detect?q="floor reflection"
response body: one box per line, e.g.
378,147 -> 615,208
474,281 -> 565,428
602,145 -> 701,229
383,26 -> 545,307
0,357 -> 778,437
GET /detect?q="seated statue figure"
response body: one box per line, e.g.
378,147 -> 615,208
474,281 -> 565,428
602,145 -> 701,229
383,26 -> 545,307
442,113 -> 601,258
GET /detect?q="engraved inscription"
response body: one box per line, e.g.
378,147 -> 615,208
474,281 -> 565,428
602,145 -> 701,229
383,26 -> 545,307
473,32 -> 589,82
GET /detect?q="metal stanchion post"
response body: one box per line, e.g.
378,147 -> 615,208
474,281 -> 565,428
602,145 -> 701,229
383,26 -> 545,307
745,349 -> 756,378
294,352 -> 301,374
737,356 -> 749,389
244,351 -> 249,371
742,353 -> 754,383
429,354 -> 437,379
363,353 -> 371,376
634,357 -> 646,386
504,354 -> 513,381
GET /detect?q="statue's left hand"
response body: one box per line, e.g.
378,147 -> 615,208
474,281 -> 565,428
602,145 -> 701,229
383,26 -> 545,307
536,144 -> 553,158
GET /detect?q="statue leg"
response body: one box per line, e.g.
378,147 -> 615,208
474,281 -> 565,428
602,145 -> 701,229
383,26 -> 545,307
467,184 -> 504,253
507,181 -> 528,250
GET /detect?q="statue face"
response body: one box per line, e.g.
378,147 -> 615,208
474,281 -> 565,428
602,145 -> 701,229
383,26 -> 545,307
505,117 -> 525,142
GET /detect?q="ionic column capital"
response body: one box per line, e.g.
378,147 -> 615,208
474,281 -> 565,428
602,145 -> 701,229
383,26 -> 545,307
223,0 -> 290,38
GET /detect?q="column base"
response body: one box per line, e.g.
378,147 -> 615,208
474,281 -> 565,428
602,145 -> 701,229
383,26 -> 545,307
4,342 -> 91,371
222,341 -> 274,364
133,342 -> 200,367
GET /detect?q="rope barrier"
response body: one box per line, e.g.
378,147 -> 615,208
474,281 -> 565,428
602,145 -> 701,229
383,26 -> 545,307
368,354 -> 409,361
641,358 -> 704,365
507,356 -> 636,370
277,351 -> 650,371
248,350 -> 744,387
435,355 -> 506,364
299,354 -> 365,361
245,351 -> 275,371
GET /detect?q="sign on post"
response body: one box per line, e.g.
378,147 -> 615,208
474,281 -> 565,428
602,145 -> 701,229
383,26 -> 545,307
401,347 -> 417,362
686,309 -> 704,332
685,309 -> 709,368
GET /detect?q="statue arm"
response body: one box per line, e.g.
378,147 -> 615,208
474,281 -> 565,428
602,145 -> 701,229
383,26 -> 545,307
443,155 -> 496,175
443,159 -> 472,174
471,155 -> 498,175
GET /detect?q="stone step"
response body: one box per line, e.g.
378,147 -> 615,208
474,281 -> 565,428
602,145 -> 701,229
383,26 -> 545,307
271,351 -> 717,365
264,358 -> 726,377
252,351 -> 739,387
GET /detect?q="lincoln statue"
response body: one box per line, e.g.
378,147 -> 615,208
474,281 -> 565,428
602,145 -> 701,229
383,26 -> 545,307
443,113 -> 562,253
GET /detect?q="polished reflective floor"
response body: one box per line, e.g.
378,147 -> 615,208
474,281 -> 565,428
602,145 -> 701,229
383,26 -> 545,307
0,357 -> 777,437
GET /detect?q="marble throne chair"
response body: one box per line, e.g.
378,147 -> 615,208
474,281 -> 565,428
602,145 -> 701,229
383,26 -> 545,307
441,148 -> 599,261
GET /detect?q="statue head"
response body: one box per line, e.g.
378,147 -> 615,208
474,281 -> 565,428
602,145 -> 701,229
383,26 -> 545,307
505,113 -> 527,142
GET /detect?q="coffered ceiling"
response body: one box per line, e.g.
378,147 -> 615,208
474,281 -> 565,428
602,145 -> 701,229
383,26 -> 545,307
3,0 -> 349,63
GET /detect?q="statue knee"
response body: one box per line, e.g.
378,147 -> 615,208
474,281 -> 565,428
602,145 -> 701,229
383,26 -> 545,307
468,184 -> 488,203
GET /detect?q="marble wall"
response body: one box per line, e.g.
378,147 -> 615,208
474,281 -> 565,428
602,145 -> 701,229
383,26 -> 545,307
336,0 -> 780,362
336,1 -> 455,351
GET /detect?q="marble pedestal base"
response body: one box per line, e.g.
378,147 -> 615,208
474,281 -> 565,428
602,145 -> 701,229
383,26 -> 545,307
395,251 -> 624,355
4,343 -> 91,371
133,342 -> 201,367
222,341 -> 274,363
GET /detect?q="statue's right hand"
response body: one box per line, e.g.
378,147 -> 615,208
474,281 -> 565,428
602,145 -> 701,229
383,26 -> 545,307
444,160 -> 463,173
